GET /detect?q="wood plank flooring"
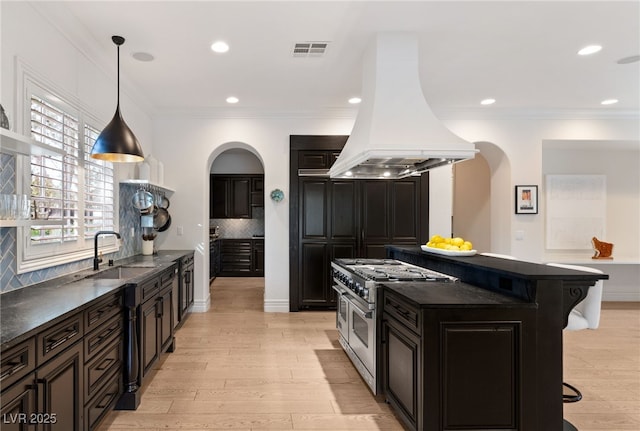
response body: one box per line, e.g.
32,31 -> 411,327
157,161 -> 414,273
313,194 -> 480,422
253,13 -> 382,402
98,277 -> 639,431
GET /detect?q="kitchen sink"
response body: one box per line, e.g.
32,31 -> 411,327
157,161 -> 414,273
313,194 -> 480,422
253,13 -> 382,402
90,266 -> 153,280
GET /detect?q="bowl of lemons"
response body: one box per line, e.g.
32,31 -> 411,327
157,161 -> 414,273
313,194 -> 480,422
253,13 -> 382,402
421,235 -> 477,256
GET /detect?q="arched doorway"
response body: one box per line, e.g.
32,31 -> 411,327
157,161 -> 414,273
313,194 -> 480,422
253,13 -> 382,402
452,142 -> 512,254
208,146 -> 265,309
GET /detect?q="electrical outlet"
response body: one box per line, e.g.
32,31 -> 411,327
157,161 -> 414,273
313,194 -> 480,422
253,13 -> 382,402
515,230 -> 525,240
130,227 -> 135,237
177,226 -> 184,236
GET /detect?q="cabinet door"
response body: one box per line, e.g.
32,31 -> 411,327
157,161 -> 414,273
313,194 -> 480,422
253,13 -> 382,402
383,318 -> 420,430
158,287 -> 174,353
0,373 -> 36,431
361,180 -> 390,258
390,179 -> 420,243
140,300 -> 159,379
252,240 -> 264,274
230,178 -> 251,218
37,341 -> 83,431
211,176 -> 228,218
251,177 -> 264,207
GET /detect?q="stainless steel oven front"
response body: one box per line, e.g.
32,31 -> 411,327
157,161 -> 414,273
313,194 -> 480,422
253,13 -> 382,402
331,268 -> 377,394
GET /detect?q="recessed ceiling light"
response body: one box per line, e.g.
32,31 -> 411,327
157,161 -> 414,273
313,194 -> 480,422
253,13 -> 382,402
132,52 -> 154,62
601,99 -> 618,105
226,96 -> 239,104
480,98 -> 496,105
383,171 -> 391,177
345,171 -> 353,177
617,55 -> 640,64
578,45 -> 602,56
348,97 -> 362,104
211,41 -> 229,53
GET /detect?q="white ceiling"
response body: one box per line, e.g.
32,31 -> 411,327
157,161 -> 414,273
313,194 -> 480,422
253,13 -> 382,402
40,1 -> 640,116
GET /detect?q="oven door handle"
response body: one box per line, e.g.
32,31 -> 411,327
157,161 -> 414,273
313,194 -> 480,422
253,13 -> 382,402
331,284 -> 347,296
343,296 -> 373,319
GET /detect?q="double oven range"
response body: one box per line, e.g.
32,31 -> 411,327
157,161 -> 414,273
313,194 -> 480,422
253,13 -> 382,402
331,258 -> 458,394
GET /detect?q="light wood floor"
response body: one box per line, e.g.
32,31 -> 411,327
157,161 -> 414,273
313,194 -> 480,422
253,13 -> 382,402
98,278 -> 640,431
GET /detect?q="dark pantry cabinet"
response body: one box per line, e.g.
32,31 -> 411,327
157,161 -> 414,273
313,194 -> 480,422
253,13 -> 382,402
289,135 -> 429,310
210,174 -> 264,219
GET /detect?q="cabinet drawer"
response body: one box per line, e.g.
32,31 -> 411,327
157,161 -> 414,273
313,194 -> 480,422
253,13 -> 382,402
84,370 -> 121,431
160,266 -> 177,289
85,293 -> 123,334
36,313 -> 83,364
221,240 -> 252,252
140,277 -> 160,303
383,293 -> 421,335
84,314 -> 123,360
85,338 -> 122,401
1,338 -> 36,390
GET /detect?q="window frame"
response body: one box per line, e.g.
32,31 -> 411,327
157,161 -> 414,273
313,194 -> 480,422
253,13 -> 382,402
16,76 -> 120,274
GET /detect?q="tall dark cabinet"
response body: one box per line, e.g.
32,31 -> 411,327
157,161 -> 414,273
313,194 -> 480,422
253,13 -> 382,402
290,135 -> 429,310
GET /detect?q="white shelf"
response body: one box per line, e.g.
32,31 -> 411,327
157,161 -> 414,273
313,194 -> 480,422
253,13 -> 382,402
0,128 -> 66,157
0,219 -> 62,227
119,180 -> 175,193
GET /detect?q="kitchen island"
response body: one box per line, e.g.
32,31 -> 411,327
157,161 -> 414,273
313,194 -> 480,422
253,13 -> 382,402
384,245 -> 608,431
0,250 -> 194,431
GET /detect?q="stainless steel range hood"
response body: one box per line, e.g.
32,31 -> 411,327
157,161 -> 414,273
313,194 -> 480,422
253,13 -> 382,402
329,33 -> 477,180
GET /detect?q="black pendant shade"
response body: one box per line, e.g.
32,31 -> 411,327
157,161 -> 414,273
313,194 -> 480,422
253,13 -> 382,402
91,35 -> 144,163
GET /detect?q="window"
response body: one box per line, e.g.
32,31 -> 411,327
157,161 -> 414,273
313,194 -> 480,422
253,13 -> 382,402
17,82 -> 118,273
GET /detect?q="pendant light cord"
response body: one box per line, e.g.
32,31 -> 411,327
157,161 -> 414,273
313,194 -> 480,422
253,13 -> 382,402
117,43 -> 120,109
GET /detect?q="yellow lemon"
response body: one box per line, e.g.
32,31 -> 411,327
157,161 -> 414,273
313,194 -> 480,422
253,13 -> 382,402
431,235 -> 444,244
444,237 -> 452,244
452,237 -> 464,247
463,241 -> 473,249
436,243 -> 447,249
460,243 -> 472,251
448,245 -> 460,251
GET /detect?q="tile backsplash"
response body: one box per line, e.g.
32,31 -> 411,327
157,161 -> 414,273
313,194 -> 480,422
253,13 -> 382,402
211,207 -> 265,238
0,156 -> 145,294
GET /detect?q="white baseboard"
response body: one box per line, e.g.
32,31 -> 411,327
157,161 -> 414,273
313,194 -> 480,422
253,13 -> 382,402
191,296 -> 211,313
264,299 -> 289,313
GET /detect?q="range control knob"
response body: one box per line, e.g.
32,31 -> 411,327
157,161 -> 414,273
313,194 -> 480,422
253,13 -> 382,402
362,288 -> 369,300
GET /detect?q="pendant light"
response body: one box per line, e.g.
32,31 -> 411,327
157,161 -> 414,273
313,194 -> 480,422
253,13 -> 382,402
91,36 -> 144,162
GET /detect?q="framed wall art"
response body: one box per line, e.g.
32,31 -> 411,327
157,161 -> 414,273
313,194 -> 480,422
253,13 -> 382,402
515,185 -> 538,214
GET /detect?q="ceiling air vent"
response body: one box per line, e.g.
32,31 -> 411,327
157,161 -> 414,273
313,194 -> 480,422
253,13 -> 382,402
292,42 -> 329,57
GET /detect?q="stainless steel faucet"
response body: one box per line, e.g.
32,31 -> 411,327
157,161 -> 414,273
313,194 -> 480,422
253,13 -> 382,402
94,230 -> 121,270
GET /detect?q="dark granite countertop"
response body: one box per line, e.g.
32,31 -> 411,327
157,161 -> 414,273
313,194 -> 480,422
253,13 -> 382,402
0,250 -> 193,351
382,281 -> 534,309
386,246 -> 608,281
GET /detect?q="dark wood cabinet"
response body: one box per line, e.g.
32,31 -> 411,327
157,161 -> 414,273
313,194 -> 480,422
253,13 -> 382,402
290,136 -> 429,309
1,292 -> 124,431
180,252 -> 195,325
210,175 -> 264,218
251,177 -> 264,207
37,341 -> 83,431
381,286 -> 535,431
383,317 -> 420,429
252,240 -> 265,275
218,239 -> 264,276
139,268 -> 175,380
0,372 -> 37,431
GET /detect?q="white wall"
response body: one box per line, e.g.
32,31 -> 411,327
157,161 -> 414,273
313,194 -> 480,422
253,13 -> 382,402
211,148 -> 264,174
445,117 -> 640,263
1,2 -> 154,183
